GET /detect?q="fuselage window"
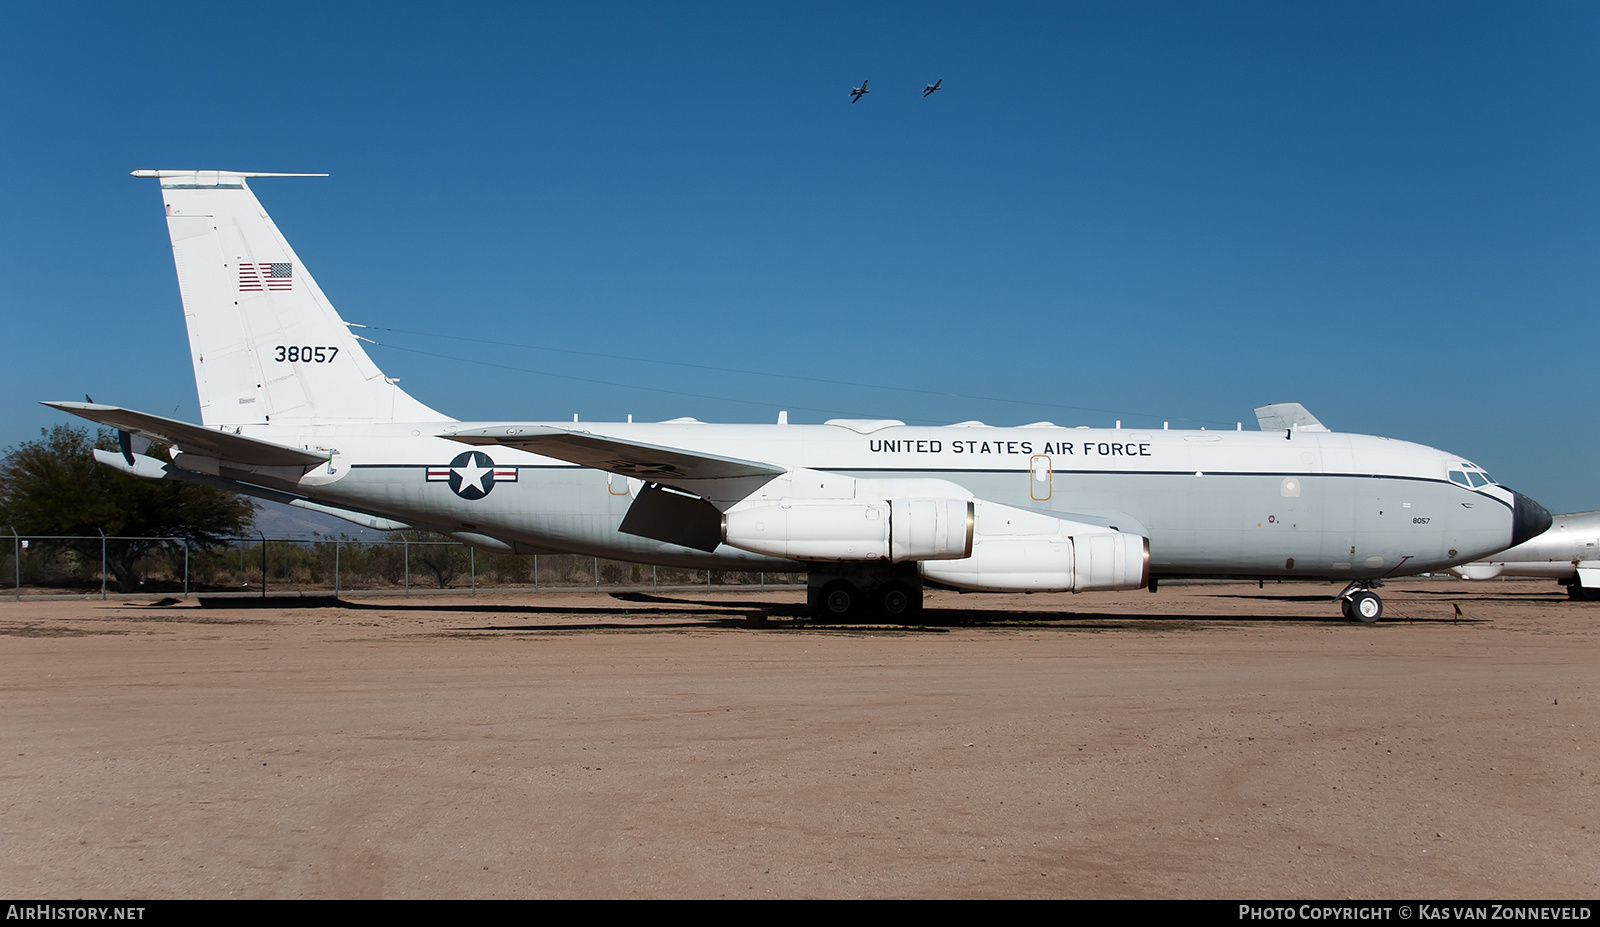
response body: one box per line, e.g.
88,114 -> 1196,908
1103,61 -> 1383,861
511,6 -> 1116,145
1449,470 -> 1471,488
1467,471 -> 1489,488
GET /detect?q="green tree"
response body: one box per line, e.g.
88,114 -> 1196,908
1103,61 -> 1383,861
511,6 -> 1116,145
386,530 -> 471,588
0,425 -> 256,591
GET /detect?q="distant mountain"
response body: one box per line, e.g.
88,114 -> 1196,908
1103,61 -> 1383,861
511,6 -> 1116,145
249,499 -> 389,541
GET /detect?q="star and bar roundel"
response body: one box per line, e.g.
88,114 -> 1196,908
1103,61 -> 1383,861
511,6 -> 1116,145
427,451 -> 517,500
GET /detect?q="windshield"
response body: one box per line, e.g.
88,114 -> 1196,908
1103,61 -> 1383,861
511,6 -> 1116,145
1450,465 -> 1496,489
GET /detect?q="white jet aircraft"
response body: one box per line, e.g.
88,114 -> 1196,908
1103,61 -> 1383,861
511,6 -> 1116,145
47,171 -> 1552,622
1451,510 -> 1599,599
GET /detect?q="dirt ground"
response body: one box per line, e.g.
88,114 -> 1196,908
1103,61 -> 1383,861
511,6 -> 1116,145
1,579 -> 1594,899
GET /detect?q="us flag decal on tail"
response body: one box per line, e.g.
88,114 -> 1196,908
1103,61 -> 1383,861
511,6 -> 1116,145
239,262 -> 293,292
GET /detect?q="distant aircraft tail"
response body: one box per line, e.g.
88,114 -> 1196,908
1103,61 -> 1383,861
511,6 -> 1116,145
133,170 -> 447,428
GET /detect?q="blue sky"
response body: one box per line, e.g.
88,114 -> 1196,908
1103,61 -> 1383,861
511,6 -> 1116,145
3,2 -> 1596,511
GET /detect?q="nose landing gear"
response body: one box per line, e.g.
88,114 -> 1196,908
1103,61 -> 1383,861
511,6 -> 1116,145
1337,582 -> 1384,623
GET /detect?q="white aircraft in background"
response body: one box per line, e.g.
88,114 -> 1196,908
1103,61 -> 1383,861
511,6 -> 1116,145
850,80 -> 870,102
1451,510 -> 1599,599
47,171 -> 1552,622
923,79 -> 942,97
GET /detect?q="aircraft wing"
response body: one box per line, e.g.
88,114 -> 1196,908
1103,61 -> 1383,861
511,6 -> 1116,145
447,425 -> 787,482
43,401 -> 328,467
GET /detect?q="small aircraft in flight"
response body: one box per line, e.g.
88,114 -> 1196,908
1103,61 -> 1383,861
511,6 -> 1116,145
48,171 -> 1552,622
923,79 -> 942,97
1451,509 -> 1600,599
850,79 -> 870,103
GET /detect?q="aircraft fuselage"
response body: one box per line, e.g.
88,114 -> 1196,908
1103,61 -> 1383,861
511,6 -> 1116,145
236,419 -> 1524,581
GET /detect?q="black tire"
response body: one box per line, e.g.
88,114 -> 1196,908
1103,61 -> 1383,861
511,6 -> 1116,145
1349,590 -> 1383,623
817,581 -> 859,620
875,580 -> 919,620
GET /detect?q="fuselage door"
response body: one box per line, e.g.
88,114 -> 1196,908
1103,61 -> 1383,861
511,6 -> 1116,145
1029,455 -> 1052,501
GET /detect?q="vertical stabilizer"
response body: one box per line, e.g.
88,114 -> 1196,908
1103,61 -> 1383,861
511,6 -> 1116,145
1253,402 -> 1329,433
133,170 -> 448,427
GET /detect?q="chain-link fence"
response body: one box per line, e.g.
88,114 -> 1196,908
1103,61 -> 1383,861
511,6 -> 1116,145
0,530 -> 803,600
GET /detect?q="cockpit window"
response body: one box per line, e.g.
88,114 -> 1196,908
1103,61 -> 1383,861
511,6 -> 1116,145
1450,466 -> 1496,489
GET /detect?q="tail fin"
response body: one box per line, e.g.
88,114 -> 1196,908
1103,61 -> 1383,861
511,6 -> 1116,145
1253,402 -> 1329,433
133,170 -> 448,427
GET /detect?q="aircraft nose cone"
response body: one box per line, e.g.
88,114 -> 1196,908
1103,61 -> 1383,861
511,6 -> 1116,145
1510,490 -> 1553,547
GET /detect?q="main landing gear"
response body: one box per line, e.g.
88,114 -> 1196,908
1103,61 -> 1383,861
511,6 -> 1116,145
1564,572 -> 1600,601
1337,581 -> 1384,623
808,564 -> 924,622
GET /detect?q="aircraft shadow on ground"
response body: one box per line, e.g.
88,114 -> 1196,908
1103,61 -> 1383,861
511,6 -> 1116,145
173,592 -> 1491,629
459,605 -> 1490,632
1400,588 -> 1573,602
1206,593 -> 1344,603
455,611 -> 1489,633
187,595 -> 782,618
611,592 -> 1489,626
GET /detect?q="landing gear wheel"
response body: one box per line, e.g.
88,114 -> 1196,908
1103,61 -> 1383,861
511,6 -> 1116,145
1348,590 -> 1383,623
817,581 -> 860,621
875,580 -> 919,620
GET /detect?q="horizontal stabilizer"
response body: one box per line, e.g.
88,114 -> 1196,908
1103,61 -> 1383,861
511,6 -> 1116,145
92,447 -> 410,531
447,425 -> 787,482
47,401 -> 327,467
130,170 -> 328,181
93,447 -> 306,504
1254,402 -> 1330,433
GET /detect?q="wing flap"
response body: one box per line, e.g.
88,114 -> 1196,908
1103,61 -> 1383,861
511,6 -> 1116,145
446,425 -> 786,482
45,401 -> 327,467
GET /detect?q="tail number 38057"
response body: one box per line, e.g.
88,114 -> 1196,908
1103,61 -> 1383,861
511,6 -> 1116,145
275,346 -> 339,363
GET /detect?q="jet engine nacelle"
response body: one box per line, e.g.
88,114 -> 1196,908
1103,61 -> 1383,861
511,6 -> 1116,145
721,497 -> 974,562
919,500 -> 1149,593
